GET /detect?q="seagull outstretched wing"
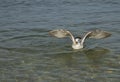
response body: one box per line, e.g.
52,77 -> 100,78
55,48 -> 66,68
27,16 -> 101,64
87,29 -> 111,39
49,29 -> 70,38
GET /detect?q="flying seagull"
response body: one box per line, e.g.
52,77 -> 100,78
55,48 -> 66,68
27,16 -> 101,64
49,29 -> 111,49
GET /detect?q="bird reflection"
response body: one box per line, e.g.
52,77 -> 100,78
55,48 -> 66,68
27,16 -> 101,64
84,47 -> 110,66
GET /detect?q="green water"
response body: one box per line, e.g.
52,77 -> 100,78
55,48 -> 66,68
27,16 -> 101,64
0,0 -> 120,82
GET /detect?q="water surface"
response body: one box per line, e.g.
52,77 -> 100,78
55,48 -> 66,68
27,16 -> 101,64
0,0 -> 120,82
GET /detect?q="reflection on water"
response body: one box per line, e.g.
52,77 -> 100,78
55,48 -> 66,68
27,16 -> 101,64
84,47 -> 110,68
85,47 -> 110,62
0,0 -> 120,82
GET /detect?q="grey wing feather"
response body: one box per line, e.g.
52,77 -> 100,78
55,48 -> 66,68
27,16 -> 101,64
88,29 -> 111,39
49,29 -> 70,38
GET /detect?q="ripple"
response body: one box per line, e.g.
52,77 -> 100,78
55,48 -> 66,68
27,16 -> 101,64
0,35 -> 42,42
0,46 -> 40,54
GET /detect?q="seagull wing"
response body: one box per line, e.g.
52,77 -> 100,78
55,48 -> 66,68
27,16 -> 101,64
49,29 -> 78,44
87,29 -> 111,39
49,29 -> 70,38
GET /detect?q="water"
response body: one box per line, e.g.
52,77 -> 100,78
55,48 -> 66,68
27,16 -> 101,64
0,0 -> 120,82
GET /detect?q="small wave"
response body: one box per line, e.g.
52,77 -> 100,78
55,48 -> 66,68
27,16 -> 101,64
0,35 -> 42,42
0,46 -> 40,54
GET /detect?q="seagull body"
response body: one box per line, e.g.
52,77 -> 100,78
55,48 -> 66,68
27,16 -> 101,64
49,29 -> 111,49
72,42 -> 83,49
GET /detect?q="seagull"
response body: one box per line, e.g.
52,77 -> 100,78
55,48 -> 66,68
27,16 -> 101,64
49,29 -> 111,49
